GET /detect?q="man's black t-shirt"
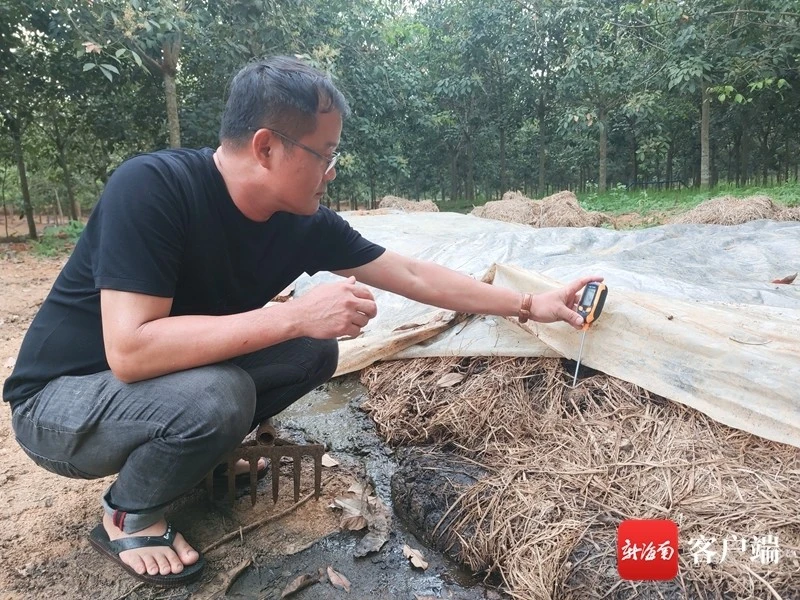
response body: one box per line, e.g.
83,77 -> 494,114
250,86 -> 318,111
3,148 -> 385,406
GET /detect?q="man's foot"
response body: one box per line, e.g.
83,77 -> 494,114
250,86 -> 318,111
210,456 -> 268,486
102,513 -> 199,577
231,457 -> 267,476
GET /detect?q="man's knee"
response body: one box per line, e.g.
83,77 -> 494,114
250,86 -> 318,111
184,364 -> 256,443
306,337 -> 338,385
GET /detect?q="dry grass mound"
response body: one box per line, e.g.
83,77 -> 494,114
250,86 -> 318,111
378,195 -> 439,212
471,190 -> 607,228
779,205 -> 800,222
668,194 -> 797,225
361,356 -> 800,600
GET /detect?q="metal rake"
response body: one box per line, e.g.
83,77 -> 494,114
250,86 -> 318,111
205,420 -> 325,506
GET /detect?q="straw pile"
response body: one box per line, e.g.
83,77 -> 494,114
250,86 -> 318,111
378,195 -> 439,212
360,356 -> 800,600
471,191 -> 607,228
779,205 -> 800,222
669,195 -> 798,225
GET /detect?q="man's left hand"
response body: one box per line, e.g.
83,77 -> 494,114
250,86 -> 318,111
529,275 -> 604,330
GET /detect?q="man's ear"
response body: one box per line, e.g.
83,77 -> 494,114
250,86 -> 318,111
251,129 -> 273,168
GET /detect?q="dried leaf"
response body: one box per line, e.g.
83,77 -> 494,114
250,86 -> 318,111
281,573 -> 318,598
403,544 -> 429,570
191,558 -> 251,600
321,454 -> 339,467
353,496 -> 391,557
772,272 -> 797,285
326,566 -> 351,593
340,514 -> 368,531
347,482 -> 374,496
333,496 -> 368,513
436,372 -> 464,388
414,596 -> 438,600
333,496 -> 370,531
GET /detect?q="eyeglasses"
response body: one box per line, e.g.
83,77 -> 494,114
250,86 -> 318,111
250,127 -> 339,174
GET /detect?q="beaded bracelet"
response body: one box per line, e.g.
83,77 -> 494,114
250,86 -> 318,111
518,293 -> 532,323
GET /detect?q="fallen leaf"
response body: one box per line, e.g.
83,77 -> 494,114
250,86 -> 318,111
403,544 -> 429,570
333,496 -> 369,531
436,372 -> 464,388
347,481 -> 374,496
321,454 -> 339,467
340,514 -> 368,531
414,596 -> 438,600
191,558 -> 251,600
353,496 -> 391,557
772,272 -> 797,285
327,566 -> 351,593
281,573 -> 318,598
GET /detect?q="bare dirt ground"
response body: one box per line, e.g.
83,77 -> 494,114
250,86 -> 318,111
0,218 -> 497,600
0,241 -> 356,600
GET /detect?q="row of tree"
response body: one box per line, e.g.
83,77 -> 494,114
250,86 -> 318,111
2,0 -> 799,238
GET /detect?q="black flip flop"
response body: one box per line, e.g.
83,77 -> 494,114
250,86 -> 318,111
88,523 -> 205,587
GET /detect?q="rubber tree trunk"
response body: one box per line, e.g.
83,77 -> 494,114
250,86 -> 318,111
9,120 -> 37,240
700,85 -> 710,189
2,165 -> 8,237
666,139 -> 674,187
450,152 -> 458,202
598,106 -> 608,193
499,127 -> 506,196
466,134 -> 475,202
369,171 -> 376,210
537,94 -> 546,196
162,37 -> 182,148
52,117 -> 80,220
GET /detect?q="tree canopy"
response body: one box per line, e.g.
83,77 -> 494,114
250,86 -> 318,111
2,0 -> 799,236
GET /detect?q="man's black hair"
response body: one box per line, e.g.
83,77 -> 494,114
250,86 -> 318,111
219,56 -> 350,147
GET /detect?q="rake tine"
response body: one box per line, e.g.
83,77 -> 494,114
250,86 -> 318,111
314,453 -> 322,499
271,454 -> 280,503
249,458 -> 259,506
293,457 -> 302,502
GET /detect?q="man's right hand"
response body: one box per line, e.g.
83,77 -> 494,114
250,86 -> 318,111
290,276 -> 377,339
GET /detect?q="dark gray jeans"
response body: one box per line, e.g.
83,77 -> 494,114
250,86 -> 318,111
11,337 -> 337,532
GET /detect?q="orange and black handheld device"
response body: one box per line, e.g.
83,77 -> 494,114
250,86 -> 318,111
576,282 -> 608,331
572,282 -> 608,387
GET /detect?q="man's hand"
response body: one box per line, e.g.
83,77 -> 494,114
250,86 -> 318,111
529,275 -> 604,330
292,277 -> 377,339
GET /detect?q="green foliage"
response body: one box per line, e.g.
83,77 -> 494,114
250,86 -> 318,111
2,0 -> 799,222
32,220 -> 85,256
578,183 -> 800,215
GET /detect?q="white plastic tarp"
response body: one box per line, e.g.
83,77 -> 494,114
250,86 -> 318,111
292,212 -> 800,448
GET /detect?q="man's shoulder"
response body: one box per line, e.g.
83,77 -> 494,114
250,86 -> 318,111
113,147 -> 214,177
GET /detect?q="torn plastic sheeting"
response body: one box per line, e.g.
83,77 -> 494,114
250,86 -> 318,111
293,212 -> 800,446
493,263 -> 800,450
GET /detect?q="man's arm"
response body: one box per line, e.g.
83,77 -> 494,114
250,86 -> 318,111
335,250 -> 600,329
101,276 -> 377,383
